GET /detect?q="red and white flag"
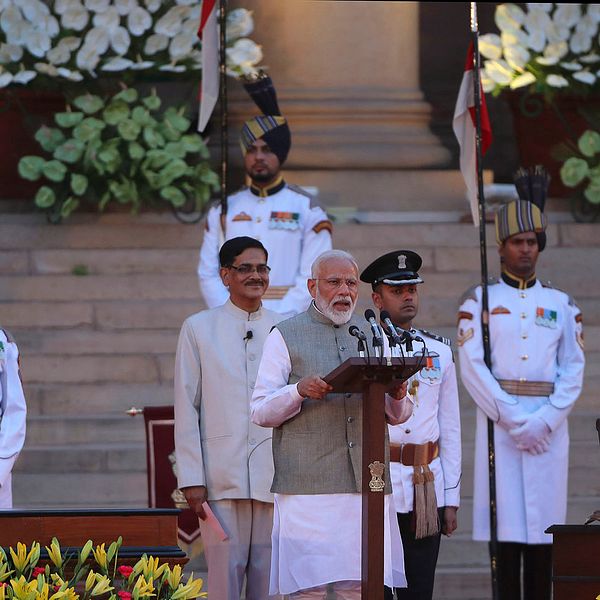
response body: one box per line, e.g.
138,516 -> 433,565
197,0 -> 218,132
452,41 -> 493,225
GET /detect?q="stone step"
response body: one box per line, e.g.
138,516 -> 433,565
24,383 -> 173,416
25,415 -> 146,445
12,472 -> 147,507
433,567 -> 491,600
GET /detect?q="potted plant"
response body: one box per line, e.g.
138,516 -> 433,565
479,3 -> 600,198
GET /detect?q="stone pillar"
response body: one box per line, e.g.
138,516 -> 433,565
227,0 -> 454,210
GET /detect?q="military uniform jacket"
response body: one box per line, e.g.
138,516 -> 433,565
174,300 -> 281,503
457,276 -> 584,544
389,332 -> 461,513
197,182 -> 332,316
0,329 -> 27,508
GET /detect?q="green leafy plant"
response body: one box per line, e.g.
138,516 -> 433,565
560,129 -> 600,205
18,87 -> 219,220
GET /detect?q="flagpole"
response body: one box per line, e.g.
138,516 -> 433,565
218,0 -> 228,230
470,4 -> 499,599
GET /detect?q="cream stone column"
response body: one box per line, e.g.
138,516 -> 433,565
226,0 -> 456,210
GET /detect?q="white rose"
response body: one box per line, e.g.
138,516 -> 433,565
169,31 -> 195,60
144,33 -> 168,55
504,44 -> 530,70
84,26 -> 110,54
13,69 -> 36,83
92,7 -> 120,32
484,59 -> 514,85
57,66 -> 84,80
509,71 -> 536,89
76,43 -> 100,71
62,6 -> 90,31
24,27 -> 51,58
5,21 -> 26,46
154,8 -> 183,37
144,0 -> 161,13
101,56 -> 133,71
21,0 -> 50,22
524,6 -> 551,34
527,30 -> 546,53
84,0 -> 110,12
546,74 -> 569,87
55,0 -> 83,16
546,22 -> 571,44
227,8 -> 254,39
576,14 -> 598,38
553,4 -> 581,29
0,72 -> 13,87
34,61 -> 59,76
560,61 -> 583,71
501,29 -> 529,50
58,36 -> 82,51
0,6 -> 22,35
544,41 -> 568,60
47,44 -> 71,65
479,34 -> 503,60
41,15 -> 61,38
572,70 -> 596,84
495,4 -> 526,33
111,26 -> 131,54
115,0 -> 139,16
570,32 -> 592,55
127,6 -> 152,36
0,43 -> 23,63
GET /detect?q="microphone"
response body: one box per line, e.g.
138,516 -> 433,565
349,325 -> 367,358
364,309 -> 384,348
243,330 -> 253,342
379,310 -> 404,347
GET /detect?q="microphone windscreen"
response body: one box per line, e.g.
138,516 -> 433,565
364,308 -> 376,321
380,310 -> 391,322
349,325 -> 359,336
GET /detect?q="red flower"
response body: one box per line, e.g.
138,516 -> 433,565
118,566 -> 134,578
54,586 -> 61,592
118,591 -> 132,600
0,582 -> 6,588
32,567 -> 46,577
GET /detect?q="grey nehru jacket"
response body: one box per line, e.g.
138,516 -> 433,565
272,302 -> 391,495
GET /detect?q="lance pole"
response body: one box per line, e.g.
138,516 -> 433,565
218,0 -> 228,228
470,4 -> 499,599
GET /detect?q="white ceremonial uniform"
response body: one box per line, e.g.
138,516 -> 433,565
457,277 -> 585,544
198,182 -> 332,316
0,329 -> 27,509
251,327 -> 410,596
389,333 -> 461,514
174,300 -> 282,600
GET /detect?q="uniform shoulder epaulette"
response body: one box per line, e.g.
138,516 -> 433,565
418,329 -> 452,347
287,183 -> 324,209
459,278 -> 499,305
541,281 -> 575,306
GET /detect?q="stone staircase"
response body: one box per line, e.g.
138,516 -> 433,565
1,212 -> 599,599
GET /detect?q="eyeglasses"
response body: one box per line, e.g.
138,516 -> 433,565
315,278 -> 359,290
227,263 -> 271,275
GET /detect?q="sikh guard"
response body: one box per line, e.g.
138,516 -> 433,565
457,168 -> 585,600
198,74 -> 332,316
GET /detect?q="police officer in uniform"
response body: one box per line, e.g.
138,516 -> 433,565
360,250 -> 461,600
457,168 -> 585,599
198,74 -> 332,316
0,327 -> 27,508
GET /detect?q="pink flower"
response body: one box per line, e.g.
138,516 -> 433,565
118,566 -> 134,578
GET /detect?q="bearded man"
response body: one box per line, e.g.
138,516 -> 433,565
251,249 -> 413,600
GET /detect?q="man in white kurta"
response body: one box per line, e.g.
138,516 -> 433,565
457,190 -> 585,600
0,328 -> 27,508
174,237 -> 282,600
197,74 -> 332,316
251,250 -> 412,600
361,250 -> 461,600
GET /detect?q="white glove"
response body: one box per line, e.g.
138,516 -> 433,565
526,437 -> 550,456
509,414 -> 551,451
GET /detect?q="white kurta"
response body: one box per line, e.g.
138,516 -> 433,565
457,278 -> 584,544
251,328 -> 409,595
389,334 -> 461,513
0,329 -> 27,509
197,184 -> 332,316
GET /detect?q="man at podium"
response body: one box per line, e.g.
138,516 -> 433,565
251,249 -> 412,599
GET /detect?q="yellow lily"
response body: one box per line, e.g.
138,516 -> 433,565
92,545 -> 108,572
78,541 -> 93,565
10,575 -> 38,600
132,575 -> 155,598
49,575 -> 67,588
10,542 -> 40,574
84,571 -> 97,593
0,583 -> 5,600
50,589 -> 79,600
169,575 -> 207,600
45,539 -> 62,569
90,575 -> 113,597
166,565 -> 182,590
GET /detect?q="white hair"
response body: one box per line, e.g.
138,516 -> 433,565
311,250 -> 359,279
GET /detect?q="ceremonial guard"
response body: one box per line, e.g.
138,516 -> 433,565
457,169 -> 585,599
198,74 -> 332,316
360,250 -> 461,600
175,237 -> 282,600
0,328 -> 27,508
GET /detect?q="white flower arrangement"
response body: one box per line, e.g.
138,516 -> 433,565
480,3 -> 600,96
0,1 -> 263,87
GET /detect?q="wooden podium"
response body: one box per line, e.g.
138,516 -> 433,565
324,356 -> 424,600
546,524 -> 600,599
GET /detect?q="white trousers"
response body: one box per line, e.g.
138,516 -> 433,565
199,498 -> 280,600
289,581 -> 361,599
